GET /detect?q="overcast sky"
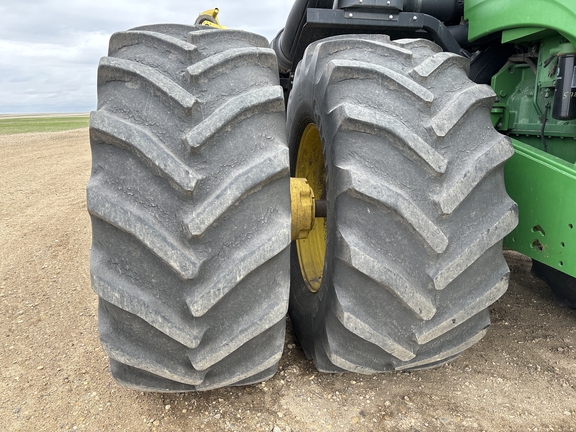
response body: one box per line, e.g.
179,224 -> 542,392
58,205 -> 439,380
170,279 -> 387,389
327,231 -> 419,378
0,1 -> 296,114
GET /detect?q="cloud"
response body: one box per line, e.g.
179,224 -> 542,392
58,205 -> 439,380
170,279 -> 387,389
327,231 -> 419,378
0,0 -> 295,113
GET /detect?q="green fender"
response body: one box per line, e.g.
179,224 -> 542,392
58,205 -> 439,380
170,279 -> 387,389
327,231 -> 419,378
465,0 -> 576,45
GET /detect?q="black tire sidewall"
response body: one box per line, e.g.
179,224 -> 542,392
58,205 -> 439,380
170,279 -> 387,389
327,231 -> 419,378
287,79 -> 335,361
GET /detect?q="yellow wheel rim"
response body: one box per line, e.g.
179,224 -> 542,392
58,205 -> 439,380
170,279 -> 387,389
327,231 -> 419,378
295,123 -> 326,293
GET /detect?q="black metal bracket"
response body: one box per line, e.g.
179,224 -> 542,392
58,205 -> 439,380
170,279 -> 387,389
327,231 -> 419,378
336,0 -> 404,10
290,8 -> 463,72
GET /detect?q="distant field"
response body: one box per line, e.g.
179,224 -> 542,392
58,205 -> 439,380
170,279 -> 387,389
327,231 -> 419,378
0,116 -> 90,135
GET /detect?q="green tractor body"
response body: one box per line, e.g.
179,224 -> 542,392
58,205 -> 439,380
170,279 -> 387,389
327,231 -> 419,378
465,0 -> 576,46
465,1 -> 576,281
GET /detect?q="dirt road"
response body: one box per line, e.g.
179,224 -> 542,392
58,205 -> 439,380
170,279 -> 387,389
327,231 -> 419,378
1,129 -> 575,431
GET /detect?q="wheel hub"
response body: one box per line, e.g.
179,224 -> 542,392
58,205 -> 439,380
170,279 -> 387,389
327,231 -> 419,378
290,178 -> 316,241
293,123 -> 327,293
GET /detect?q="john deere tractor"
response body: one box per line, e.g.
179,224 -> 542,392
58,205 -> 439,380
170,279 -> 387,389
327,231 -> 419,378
87,0 -> 576,391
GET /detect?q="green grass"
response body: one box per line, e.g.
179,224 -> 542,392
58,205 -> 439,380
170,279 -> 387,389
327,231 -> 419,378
0,116 -> 90,135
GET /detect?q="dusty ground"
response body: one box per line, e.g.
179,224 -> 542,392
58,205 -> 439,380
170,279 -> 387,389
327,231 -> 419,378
1,128 -> 576,431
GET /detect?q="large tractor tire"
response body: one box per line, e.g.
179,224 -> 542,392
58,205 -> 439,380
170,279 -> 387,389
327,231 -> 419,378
87,25 -> 290,391
532,260 -> 576,309
286,35 -> 518,373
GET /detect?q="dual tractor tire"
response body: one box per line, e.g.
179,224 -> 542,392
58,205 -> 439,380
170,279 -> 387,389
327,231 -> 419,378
88,25 -> 291,391
88,27 -> 517,391
286,35 -> 518,372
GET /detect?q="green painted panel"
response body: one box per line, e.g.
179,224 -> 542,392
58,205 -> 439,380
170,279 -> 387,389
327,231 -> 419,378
465,0 -> 576,46
504,138 -> 576,277
501,28 -> 557,45
490,35 -> 576,163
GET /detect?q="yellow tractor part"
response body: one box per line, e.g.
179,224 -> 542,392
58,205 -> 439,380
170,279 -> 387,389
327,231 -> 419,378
291,178 -> 315,241
293,123 -> 327,293
195,8 -> 228,29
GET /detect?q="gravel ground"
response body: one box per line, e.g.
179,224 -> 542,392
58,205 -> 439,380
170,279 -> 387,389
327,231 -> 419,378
1,128 -> 576,431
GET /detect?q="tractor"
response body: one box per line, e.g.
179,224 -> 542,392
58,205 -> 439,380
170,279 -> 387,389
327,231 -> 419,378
87,0 -> 576,391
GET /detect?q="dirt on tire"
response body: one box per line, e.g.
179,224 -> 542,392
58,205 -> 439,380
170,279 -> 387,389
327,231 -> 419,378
285,34 -> 517,374
1,128 -> 576,431
89,25 -> 291,392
